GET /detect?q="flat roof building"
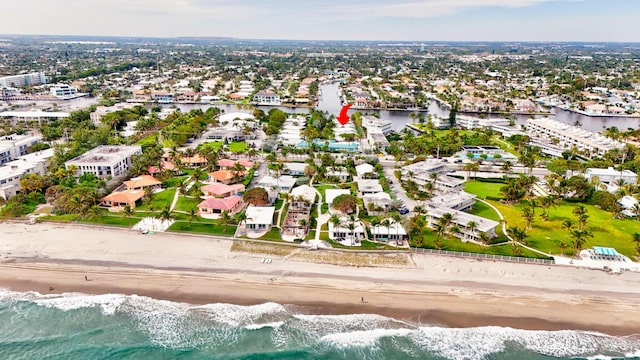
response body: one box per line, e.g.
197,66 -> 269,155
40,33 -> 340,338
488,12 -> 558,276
65,145 -> 142,179
526,118 -> 625,157
0,149 -> 54,200
0,134 -> 42,165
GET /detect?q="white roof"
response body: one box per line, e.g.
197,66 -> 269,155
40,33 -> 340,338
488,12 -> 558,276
371,220 -> 407,236
355,163 -> 375,177
363,192 -> 391,201
0,110 -> 70,118
245,206 -> 275,225
325,189 -> 351,204
219,112 -> 255,123
357,179 -> 383,193
290,185 -> 317,202
283,162 -> 307,173
328,218 -> 366,234
258,175 -> 297,189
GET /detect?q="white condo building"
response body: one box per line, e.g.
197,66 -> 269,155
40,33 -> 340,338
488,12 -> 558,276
0,134 -> 42,165
526,118 -> 625,157
0,72 -> 47,88
50,84 -> 78,98
0,149 -> 54,200
65,145 -> 142,179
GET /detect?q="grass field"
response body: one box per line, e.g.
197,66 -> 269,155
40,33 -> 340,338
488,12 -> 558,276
464,180 -> 504,199
228,141 -> 247,153
168,221 -> 237,236
488,199 -> 640,258
173,195 -> 201,213
135,189 -> 176,211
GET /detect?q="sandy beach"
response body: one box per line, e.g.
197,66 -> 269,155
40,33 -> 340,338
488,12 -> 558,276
1,221 -> 640,336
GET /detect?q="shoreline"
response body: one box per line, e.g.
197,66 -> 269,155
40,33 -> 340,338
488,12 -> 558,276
2,222 -> 640,336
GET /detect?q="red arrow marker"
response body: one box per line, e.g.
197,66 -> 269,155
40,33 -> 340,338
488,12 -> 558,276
337,104 -> 352,125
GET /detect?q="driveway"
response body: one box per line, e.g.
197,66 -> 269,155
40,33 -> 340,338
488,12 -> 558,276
381,166 -> 418,212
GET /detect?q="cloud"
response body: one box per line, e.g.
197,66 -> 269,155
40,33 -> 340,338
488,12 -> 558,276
333,0 -> 577,18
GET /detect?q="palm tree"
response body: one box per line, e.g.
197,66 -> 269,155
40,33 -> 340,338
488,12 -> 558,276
123,205 -> 134,226
220,210 -> 232,232
299,219 -> 308,234
467,221 -> 477,242
188,208 -> 198,223
507,226 -> 528,246
522,205 -> 534,229
159,206 -> 174,222
85,205 -> 102,221
501,160 -> 513,175
633,233 -> 640,258
235,211 -> 247,227
438,212 -> 454,237
572,204 -> 589,231
571,229 -> 592,256
381,218 -> 392,241
558,241 -> 568,256
346,221 -> 357,245
479,232 -> 491,248
369,217 -> 381,241
229,162 -> 247,184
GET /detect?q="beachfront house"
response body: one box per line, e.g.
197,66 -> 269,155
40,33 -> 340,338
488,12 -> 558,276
245,205 -> 276,233
281,185 -> 317,238
100,189 -> 145,209
371,219 -> 408,245
257,175 -> 297,193
426,207 -> 499,242
208,169 -> 247,185
328,216 -> 366,246
198,195 -> 244,215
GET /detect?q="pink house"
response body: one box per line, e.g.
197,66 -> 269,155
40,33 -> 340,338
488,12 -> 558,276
198,195 -> 244,215
201,183 -> 245,198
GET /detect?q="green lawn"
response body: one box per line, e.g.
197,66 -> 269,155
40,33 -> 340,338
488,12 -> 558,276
259,228 -> 283,241
168,221 -> 237,236
414,230 -> 550,259
80,214 -> 139,227
135,134 -> 158,147
468,201 -> 501,222
198,141 -> 224,152
314,184 -> 338,203
489,199 -> 640,258
464,180 -> 504,199
174,195 -> 201,213
228,141 -> 247,153
135,188 -> 176,211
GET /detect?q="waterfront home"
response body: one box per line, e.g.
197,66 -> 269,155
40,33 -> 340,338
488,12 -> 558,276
123,175 -> 162,191
245,205 -> 276,232
328,216 -> 366,246
281,185 -> 316,238
198,195 -> 244,215
100,189 -> 145,210
371,219 -> 408,244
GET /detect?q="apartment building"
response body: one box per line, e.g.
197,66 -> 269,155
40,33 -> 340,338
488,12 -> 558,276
65,145 -> 142,179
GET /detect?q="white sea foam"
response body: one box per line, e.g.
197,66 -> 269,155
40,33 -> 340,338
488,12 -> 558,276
320,328 -> 415,349
414,326 -> 640,360
195,302 -> 287,327
244,321 -> 285,330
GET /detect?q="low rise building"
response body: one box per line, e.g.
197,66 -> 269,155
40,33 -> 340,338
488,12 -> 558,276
253,90 -> 281,105
583,167 -> 637,185
50,84 -> 78,98
198,195 -> 244,215
426,206 -> 499,243
0,134 -> 42,165
245,205 -> 276,232
65,145 -> 142,179
0,149 -> 54,200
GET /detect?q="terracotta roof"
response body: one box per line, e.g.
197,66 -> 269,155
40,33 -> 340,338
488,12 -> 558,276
209,170 -> 247,182
216,158 -> 254,169
124,175 -> 161,189
198,195 -> 242,210
102,189 -> 145,204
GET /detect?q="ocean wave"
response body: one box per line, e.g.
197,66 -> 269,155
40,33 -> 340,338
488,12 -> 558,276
414,326 -> 640,360
320,328 -> 415,349
1,289 -> 640,359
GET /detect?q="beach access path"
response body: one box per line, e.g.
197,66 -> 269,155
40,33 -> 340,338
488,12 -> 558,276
1,221 -> 640,335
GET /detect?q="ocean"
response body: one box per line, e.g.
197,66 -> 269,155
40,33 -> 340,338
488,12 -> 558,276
0,289 -> 638,360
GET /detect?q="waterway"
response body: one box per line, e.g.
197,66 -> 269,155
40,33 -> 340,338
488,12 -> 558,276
37,83 -> 640,133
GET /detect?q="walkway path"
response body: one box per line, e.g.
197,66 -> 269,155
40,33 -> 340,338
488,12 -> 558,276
477,199 -> 553,258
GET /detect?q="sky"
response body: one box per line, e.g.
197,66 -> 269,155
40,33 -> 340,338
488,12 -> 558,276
1,0 -> 639,42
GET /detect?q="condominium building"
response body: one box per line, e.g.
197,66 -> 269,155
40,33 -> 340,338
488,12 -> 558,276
361,115 -> 393,134
0,72 -> 47,88
526,118 -> 625,157
50,84 -> 78,98
65,145 -> 142,179
426,206 -> 499,243
0,149 -> 54,199
583,167 -> 637,185
0,134 -> 42,165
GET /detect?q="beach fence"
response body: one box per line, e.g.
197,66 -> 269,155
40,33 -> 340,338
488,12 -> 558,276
411,247 -> 555,265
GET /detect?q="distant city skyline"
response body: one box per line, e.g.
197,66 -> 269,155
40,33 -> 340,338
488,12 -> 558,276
1,0 -> 639,42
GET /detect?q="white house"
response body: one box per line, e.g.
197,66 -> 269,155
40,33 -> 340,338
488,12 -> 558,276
328,217 -> 366,246
50,84 -> 78,98
363,192 -> 391,214
253,90 -> 281,105
428,191 -> 476,212
257,175 -> 297,192
325,189 -> 351,205
371,219 -> 408,243
355,163 -> 376,179
618,195 -> 639,217
357,179 -> 384,195
245,206 -> 276,232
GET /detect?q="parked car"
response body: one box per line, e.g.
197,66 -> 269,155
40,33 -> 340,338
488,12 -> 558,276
399,207 -> 410,215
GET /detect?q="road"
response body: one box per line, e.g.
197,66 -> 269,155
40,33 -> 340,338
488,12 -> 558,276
381,166 -> 418,212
